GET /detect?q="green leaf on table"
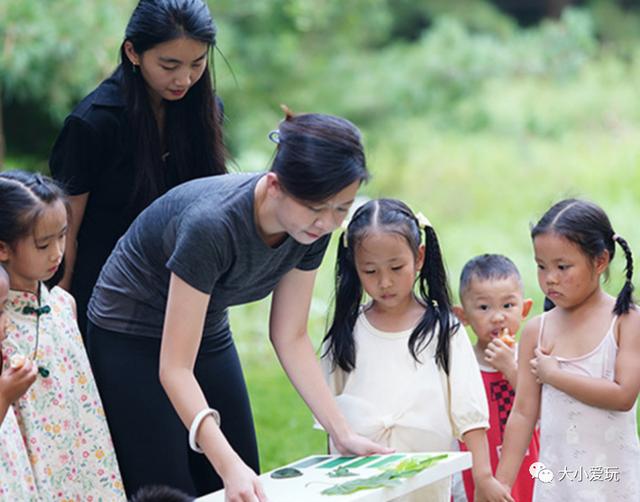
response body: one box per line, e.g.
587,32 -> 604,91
271,467 -> 303,479
321,454 -> 448,496
327,465 -> 357,478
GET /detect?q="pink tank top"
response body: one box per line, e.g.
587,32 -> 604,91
532,315 -> 640,501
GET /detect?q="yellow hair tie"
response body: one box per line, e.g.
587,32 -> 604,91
415,211 -> 432,229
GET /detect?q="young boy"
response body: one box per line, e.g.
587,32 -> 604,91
453,254 -> 540,502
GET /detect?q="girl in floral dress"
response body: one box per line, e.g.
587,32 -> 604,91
0,170 -> 125,500
1,265 -> 39,500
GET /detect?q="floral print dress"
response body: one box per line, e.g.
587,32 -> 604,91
0,406 -> 39,499
0,285 -> 125,501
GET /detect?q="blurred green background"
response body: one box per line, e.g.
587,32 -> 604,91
2,0 -> 639,471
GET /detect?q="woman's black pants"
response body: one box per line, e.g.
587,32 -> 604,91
86,321 -> 260,497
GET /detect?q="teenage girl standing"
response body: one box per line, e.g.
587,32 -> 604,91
50,0 -> 226,333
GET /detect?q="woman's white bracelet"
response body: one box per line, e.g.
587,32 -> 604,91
189,407 -> 221,453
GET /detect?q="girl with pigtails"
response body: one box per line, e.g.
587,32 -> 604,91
496,199 -> 640,501
321,199 -> 514,502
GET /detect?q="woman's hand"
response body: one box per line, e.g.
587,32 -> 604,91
221,460 -> 268,502
474,475 -> 514,502
331,430 -> 394,456
269,269 -> 393,458
530,347 -> 559,384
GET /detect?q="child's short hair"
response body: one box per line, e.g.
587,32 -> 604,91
459,254 -> 522,300
129,485 -> 194,502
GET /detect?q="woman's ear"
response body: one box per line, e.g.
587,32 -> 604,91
264,172 -> 284,199
123,41 -> 141,66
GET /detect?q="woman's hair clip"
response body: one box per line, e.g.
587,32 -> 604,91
612,233 -> 620,242
341,219 -> 349,248
415,211 -> 432,229
268,130 -> 280,145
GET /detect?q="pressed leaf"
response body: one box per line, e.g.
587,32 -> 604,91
270,467 -> 303,479
321,454 -> 448,496
327,465 -> 357,478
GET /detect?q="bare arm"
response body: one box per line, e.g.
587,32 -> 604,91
532,310 -> 640,411
59,193 -> 89,291
0,395 -> 7,424
269,268 -> 391,455
495,318 -> 542,488
501,364 -> 518,390
462,428 -> 514,502
159,273 -> 266,502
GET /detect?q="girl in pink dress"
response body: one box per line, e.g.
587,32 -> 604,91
496,198 -> 640,502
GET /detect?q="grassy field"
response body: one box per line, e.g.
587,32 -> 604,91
229,65 -> 640,470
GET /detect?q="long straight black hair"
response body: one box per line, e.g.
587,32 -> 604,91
323,199 -> 459,374
532,198 -> 635,315
119,0 -> 226,211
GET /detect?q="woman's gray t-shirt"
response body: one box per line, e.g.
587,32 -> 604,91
87,173 -> 330,345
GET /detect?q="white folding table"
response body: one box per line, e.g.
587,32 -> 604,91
196,451 -> 471,501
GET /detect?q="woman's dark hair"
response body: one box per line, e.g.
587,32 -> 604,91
0,171 -> 70,288
323,199 -> 459,374
269,110 -> 369,202
120,0 -> 226,211
532,198 -> 634,315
